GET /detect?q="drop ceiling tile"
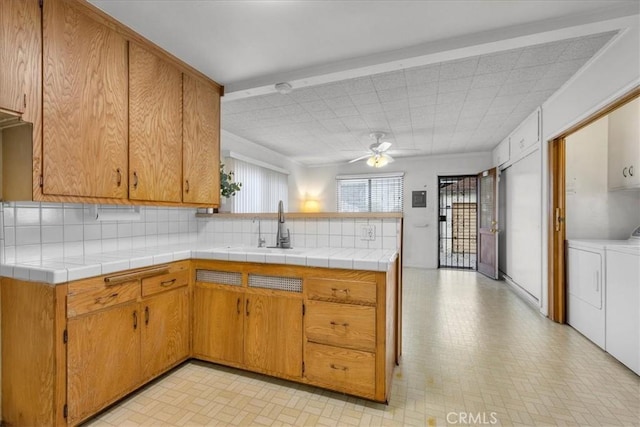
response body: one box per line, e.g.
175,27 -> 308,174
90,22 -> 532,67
267,94 -> 297,107
288,112 -> 314,123
514,41 -> 568,68
533,75 -> 567,92
382,100 -> 409,112
485,105 -> 516,117
300,100 -> 329,113
505,65 -> 548,83
377,87 -> 408,103
289,87 -> 322,102
497,80 -> 536,96
314,82 -> 349,99
343,77 -> 376,95
324,96 -> 355,109
409,95 -> 437,108
439,58 -> 478,80
371,71 -> 406,90
408,83 -> 438,97
436,90 -> 466,105
490,95 -> 520,108
404,65 -> 439,86
410,105 -> 436,118
475,50 -> 521,74
543,59 -> 585,78
470,71 -> 509,89
438,77 -> 472,94
340,116 -> 368,130
349,91 -> 380,105
282,104 -> 306,115
435,103 -> 463,115
357,103 -> 384,114
561,32 -> 616,60
310,109 -> 338,120
334,106 -> 361,117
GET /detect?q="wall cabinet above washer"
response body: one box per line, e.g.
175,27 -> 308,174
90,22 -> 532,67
608,97 -> 639,191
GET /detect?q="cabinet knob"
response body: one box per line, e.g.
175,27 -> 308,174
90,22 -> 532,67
629,165 -> 634,177
623,167 -> 628,178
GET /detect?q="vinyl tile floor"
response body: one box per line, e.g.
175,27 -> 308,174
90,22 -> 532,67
86,268 -> 640,426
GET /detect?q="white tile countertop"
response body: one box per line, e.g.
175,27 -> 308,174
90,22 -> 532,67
0,244 -> 399,285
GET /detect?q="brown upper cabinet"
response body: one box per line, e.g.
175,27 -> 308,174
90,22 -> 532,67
1,0 -> 222,206
0,0 -> 41,122
129,42 -> 183,203
42,0 -> 129,199
183,74 -> 221,205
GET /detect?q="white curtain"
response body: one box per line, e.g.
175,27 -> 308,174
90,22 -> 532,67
228,158 -> 289,213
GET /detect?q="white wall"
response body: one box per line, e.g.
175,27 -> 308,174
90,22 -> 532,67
565,116 -> 640,240
540,15 -> 640,315
295,152 -> 492,269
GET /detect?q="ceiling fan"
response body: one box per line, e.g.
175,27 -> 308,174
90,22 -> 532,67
348,132 -> 394,168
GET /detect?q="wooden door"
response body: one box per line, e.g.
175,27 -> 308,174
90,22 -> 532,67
0,0 -> 40,119
141,287 -> 190,380
66,301 -> 140,425
192,284 -> 244,364
42,0 -> 128,198
183,74 -> 221,205
477,168 -> 499,279
129,42 -> 183,202
244,294 -> 302,378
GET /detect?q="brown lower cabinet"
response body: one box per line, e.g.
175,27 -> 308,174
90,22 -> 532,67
1,258 -> 399,426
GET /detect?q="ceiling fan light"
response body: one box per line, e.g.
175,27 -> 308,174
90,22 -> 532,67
367,154 -> 388,168
366,156 -> 377,167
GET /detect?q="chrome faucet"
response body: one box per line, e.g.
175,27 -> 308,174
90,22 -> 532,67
275,200 -> 291,249
253,217 -> 266,247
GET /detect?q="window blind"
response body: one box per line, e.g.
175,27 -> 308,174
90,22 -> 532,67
228,158 -> 289,213
336,173 -> 404,212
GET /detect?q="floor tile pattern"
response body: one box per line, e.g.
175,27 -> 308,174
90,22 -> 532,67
86,269 -> 640,426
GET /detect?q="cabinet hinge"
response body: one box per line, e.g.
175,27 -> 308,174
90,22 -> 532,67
302,304 -> 305,316
63,404 -> 68,419
39,0 -> 43,8
302,361 -> 305,375
63,329 -> 68,344
39,175 -> 43,188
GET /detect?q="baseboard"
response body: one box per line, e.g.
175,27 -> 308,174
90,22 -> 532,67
501,272 -> 540,310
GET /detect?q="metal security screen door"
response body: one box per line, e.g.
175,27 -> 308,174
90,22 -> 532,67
438,176 -> 478,269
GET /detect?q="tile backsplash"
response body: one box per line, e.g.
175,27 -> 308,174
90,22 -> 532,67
1,202 -> 401,264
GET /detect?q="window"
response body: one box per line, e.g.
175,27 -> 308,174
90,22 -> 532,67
226,155 -> 289,213
336,173 -> 404,212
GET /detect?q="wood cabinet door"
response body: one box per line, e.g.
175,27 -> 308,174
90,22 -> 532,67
193,284 -> 244,364
141,287 -> 190,380
183,74 -> 220,205
66,301 -> 141,425
42,0 -> 128,198
244,294 -> 302,378
0,0 -> 40,118
129,42 -> 183,202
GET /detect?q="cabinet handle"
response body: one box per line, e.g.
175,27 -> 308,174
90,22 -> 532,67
629,165 -> 634,177
116,168 -> 122,187
133,311 -> 138,330
623,167 -> 628,178
95,293 -> 118,305
185,179 -> 190,193
160,278 -> 177,287
246,299 -> 250,316
330,287 -> 350,296
237,298 -> 241,315
23,93 -> 27,108
132,171 -> 139,189
330,364 -> 348,371
145,306 -> 149,325
330,321 -> 349,328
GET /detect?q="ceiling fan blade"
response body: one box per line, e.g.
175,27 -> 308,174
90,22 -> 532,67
348,154 -> 372,163
377,141 -> 392,152
382,153 -> 395,163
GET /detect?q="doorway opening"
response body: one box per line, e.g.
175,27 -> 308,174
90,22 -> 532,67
438,175 -> 478,269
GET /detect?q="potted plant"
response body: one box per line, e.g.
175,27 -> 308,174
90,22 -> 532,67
219,163 -> 241,212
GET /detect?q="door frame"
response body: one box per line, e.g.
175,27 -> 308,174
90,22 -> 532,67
547,86 -> 640,323
477,167 -> 499,279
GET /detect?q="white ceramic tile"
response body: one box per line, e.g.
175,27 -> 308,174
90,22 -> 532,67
341,235 -> 355,247
157,222 -> 169,234
383,236 -> 397,249
306,256 -> 329,268
102,223 -> 118,239
153,253 -> 173,264
329,235 -> 342,247
317,235 -> 330,248
285,254 -> 306,266
83,224 -> 102,241
173,250 -> 191,261
264,252 -> 286,264
169,222 -> 180,234
329,219 -> 342,235
118,223 -> 132,238
16,244 -> 41,262
304,219 -> 318,234
101,238 -> 118,252
130,256 -> 154,269
329,257 -> 353,269
353,259 -> 379,271
245,252 -> 266,263
15,207 -> 40,226
84,240 -> 102,255
0,264 -> 13,277
41,243 -> 65,260
63,242 -> 84,257
382,220 -> 397,237
228,252 -> 247,262
67,264 -> 102,281
341,219 -> 355,236
232,220 -> 242,233
101,260 -> 131,275
16,226 -> 41,245
63,224 -> 83,242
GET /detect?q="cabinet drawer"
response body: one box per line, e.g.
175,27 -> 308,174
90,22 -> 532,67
67,280 -> 140,318
142,270 -> 189,297
306,277 -> 376,305
305,300 -> 375,352
305,342 -> 375,397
